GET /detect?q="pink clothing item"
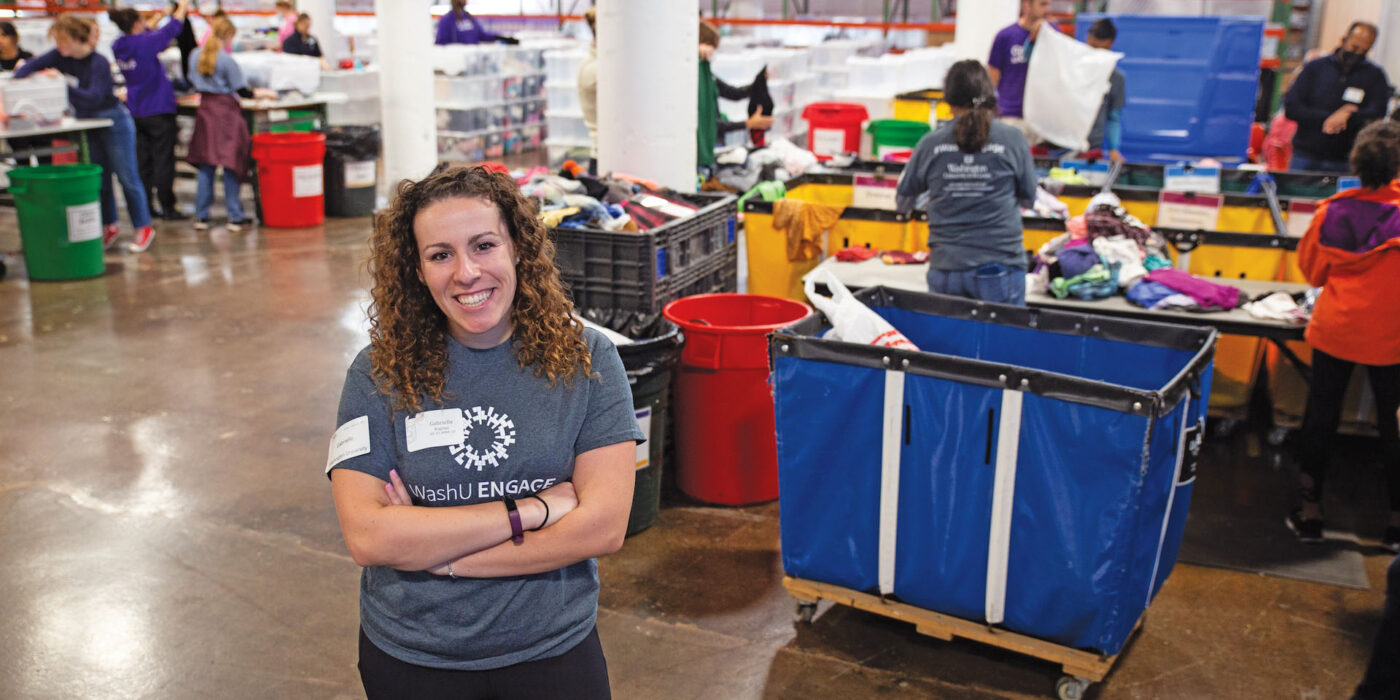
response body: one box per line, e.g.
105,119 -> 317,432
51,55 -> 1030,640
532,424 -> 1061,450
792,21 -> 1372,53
277,14 -> 297,47
1066,215 -> 1088,240
1142,269 -> 1240,310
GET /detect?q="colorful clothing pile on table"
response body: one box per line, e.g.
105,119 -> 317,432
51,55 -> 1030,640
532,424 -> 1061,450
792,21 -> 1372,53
520,165 -> 703,233
1032,195 -> 1172,301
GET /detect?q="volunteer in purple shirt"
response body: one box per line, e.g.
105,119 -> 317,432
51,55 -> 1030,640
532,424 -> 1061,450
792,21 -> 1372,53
16,16 -> 155,253
435,0 -> 517,45
987,0 -> 1051,146
110,0 -> 190,220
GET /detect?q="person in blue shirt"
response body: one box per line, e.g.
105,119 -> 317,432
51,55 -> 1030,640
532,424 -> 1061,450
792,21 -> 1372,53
110,0 -> 190,220
1085,18 -> 1125,162
16,15 -> 155,252
435,0 -> 516,45
185,17 -> 276,231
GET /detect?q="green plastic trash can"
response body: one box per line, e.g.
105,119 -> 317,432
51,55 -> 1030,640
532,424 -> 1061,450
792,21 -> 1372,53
866,118 -> 931,159
8,164 -> 105,281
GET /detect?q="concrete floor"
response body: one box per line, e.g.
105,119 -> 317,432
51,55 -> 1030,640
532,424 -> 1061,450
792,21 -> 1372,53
0,198 -> 1393,700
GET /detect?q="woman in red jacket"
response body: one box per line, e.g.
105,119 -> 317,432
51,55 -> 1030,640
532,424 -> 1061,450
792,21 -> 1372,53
1287,120 -> 1400,552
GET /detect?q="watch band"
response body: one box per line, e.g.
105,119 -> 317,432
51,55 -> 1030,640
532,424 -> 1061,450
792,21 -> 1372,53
504,497 -> 524,545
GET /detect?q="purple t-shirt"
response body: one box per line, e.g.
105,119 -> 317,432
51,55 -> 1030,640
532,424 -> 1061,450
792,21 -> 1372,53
987,23 -> 1036,118
112,18 -> 183,118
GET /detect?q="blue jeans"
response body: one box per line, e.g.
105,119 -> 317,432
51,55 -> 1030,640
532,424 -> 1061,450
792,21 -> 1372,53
927,262 -> 1027,306
88,104 -> 151,229
195,165 -> 244,222
1289,153 -> 1350,174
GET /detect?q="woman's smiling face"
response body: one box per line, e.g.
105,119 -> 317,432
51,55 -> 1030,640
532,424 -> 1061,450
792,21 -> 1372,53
413,197 -> 518,349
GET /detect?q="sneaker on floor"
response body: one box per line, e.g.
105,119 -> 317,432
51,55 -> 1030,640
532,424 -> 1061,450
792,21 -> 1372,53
193,218 -> 211,231
1383,527 -> 1400,554
226,219 -> 254,232
159,209 -> 191,221
1286,508 -> 1325,544
127,225 -> 155,253
102,223 -> 121,250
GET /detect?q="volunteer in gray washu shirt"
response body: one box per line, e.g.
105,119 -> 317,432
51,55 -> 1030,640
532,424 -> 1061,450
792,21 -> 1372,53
897,59 -> 1038,305
328,165 -> 643,699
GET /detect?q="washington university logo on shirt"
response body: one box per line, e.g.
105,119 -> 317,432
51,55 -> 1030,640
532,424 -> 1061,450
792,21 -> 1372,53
964,155 -> 976,165
450,406 -> 517,471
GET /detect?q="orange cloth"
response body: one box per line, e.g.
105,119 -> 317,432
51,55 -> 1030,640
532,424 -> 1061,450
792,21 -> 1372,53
772,198 -> 843,263
1298,182 -> 1400,366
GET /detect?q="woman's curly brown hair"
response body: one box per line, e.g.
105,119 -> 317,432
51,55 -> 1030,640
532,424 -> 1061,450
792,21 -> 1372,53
367,165 -> 591,413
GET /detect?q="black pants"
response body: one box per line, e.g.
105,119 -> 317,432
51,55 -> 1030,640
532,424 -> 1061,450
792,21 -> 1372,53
133,113 -> 179,214
1298,349 -> 1400,511
358,626 -> 611,700
1354,555 -> 1400,700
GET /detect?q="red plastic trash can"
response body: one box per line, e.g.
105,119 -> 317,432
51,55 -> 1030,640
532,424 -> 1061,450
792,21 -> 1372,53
252,132 -> 326,228
801,102 -> 869,160
662,294 -> 811,505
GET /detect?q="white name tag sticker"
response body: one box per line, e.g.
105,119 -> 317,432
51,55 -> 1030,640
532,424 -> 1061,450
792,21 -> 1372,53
406,408 -> 467,452
326,416 -> 371,473
1343,87 -> 1364,105
634,407 -> 652,470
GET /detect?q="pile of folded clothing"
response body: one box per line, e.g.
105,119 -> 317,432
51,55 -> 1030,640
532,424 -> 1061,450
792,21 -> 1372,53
1124,268 -> 1244,312
1032,193 -> 1170,300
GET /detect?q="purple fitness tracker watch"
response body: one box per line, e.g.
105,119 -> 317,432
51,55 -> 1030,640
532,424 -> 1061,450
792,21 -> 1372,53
503,497 -> 524,545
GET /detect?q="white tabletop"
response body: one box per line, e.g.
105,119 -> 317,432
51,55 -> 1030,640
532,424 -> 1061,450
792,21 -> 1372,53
177,91 -> 349,112
0,118 -> 114,139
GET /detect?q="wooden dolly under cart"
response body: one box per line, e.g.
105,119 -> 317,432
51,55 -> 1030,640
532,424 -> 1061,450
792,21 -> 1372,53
783,576 -> 1143,700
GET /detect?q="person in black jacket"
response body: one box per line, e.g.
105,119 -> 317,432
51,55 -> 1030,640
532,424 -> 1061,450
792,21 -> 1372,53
1283,21 -> 1390,173
281,13 -> 328,70
0,21 -> 34,70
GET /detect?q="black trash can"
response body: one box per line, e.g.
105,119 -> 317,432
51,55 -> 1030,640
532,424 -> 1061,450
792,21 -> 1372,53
323,125 -> 381,217
582,308 -> 683,537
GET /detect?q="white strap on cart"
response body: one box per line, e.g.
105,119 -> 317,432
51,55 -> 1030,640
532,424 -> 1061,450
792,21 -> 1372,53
985,389 -> 1024,625
878,369 -> 905,596
1147,395 -> 1192,601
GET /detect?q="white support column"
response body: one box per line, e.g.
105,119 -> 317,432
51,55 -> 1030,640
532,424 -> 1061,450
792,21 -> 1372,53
954,0 -> 1022,64
375,0 -> 438,189
596,0 -> 697,190
299,0 -> 339,67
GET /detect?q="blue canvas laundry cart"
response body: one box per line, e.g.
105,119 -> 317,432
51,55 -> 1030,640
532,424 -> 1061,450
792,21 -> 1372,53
770,287 -> 1216,699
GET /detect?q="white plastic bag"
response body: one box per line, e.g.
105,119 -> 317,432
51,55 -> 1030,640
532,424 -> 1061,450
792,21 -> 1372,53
804,268 -> 920,351
1022,29 -> 1122,151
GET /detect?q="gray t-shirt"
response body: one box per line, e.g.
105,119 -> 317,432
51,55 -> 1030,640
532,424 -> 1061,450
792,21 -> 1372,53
897,118 -> 1037,270
328,328 -> 644,670
1087,68 -> 1126,151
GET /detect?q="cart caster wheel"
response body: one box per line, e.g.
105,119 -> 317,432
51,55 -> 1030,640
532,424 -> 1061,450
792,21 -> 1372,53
1056,676 -> 1090,700
796,602 -> 816,624
1267,427 -> 1289,447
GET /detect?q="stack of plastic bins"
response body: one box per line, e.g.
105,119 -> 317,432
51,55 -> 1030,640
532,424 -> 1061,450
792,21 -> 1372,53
771,286 -> 1216,658
551,192 -> 738,312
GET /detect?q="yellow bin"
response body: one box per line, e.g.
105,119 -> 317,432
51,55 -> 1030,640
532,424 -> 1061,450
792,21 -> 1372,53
894,89 -> 954,126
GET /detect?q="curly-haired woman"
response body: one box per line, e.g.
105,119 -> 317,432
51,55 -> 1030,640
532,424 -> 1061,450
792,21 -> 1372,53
327,165 -> 642,698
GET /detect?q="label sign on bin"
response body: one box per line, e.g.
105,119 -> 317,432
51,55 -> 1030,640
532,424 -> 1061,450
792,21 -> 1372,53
66,201 -> 101,243
811,128 -> 847,156
345,160 -> 375,188
293,164 -> 324,198
634,407 -> 651,470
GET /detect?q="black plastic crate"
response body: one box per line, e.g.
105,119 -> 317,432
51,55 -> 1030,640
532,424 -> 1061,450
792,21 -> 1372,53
660,245 -> 738,304
552,191 -> 737,312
